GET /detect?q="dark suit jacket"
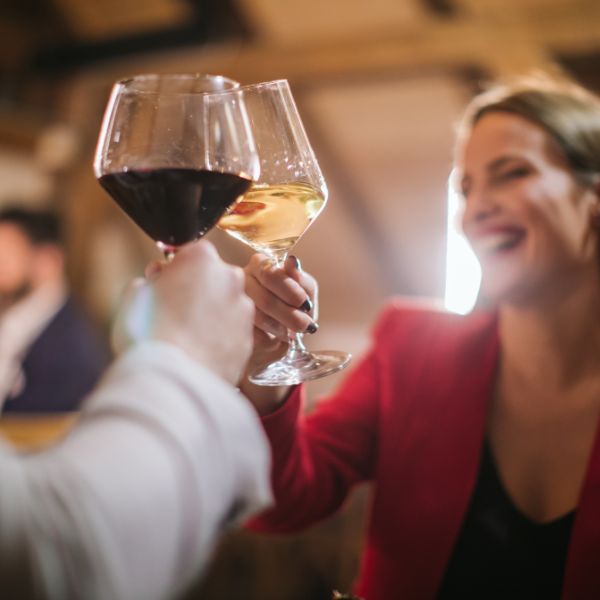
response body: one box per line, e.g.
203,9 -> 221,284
2,297 -> 109,413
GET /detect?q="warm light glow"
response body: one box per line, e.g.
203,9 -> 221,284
444,173 -> 481,314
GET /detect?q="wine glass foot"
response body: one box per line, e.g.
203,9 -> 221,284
248,350 -> 352,386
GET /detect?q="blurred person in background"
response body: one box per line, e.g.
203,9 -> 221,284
241,75 -> 600,599
0,205 -> 107,414
0,240 -> 271,600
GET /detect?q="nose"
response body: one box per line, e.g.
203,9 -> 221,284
461,183 -> 500,228
460,188 -> 502,246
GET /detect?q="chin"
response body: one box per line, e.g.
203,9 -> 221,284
478,271 -> 537,307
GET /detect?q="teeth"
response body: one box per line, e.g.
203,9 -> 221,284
478,232 -> 521,253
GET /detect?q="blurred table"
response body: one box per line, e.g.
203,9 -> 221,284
0,413 -> 78,450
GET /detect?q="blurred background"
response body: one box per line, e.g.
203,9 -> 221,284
0,0 -> 599,597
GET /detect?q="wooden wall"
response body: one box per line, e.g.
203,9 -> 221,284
1,0 -> 599,597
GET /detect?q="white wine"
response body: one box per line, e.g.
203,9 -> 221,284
218,182 -> 326,254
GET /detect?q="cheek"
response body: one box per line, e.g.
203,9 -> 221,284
521,189 -> 597,275
457,201 -> 476,244
515,179 -> 570,237
538,184 -> 591,239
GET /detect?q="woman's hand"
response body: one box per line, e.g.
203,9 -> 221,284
241,253 -> 319,413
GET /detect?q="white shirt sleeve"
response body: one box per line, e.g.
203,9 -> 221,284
0,342 -> 272,600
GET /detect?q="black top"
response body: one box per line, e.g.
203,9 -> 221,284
437,441 -> 575,599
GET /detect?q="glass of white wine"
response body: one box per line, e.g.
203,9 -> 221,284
218,79 -> 351,386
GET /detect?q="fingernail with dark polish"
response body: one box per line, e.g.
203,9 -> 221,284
289,255 -> 302,270
305,322 -> 318,334
300,298 -> 313,313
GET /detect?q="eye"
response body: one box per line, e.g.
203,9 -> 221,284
458,175 -> 471,199
497,166 -> 530,181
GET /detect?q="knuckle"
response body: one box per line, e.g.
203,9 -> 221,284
199,240 -> 217,255
301,274 -> 318,298
193,240 -> 218,263
244,276 -> 261,303
289,310 -> 311,332
255,258 -> 278,283
263,316 -> 285,338
254,308 -> 272,330
253,284 -> 275,314
242,296 -> 255,320
229,265 -> 245,291
249,253 -> 269,272
144,260 -> 163,280
261,289 -> 282,314
288,285 -> 308,308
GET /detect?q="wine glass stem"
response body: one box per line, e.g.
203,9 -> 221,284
287,332 -> 309,359
157,242 -> 177,262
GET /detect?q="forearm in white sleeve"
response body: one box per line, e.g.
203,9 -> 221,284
0,342 -> 272,600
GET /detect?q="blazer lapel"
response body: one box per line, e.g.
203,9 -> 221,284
419,311 -> 500,596
380,310 -> 499,598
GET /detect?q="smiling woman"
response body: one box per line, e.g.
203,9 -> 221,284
455,77 -> 600,306
456,114 -> 597,305
237,75 -> 600,600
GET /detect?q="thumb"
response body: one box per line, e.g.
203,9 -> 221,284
145,260 -> 165,281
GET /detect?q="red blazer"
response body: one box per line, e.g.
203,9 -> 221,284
251,302 -> 600,599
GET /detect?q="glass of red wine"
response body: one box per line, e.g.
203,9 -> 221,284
94,73 -> 260,260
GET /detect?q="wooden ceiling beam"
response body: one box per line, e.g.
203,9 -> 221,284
0,21 -> 35,71
60,0 -> 596,85
50,0 -> 193,39
61,3 -> 600,139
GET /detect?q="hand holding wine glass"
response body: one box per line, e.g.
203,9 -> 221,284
217,79 -> 351,386
150,241 -> 255,384
242,252 -> 320,383
94,74 -> 259,260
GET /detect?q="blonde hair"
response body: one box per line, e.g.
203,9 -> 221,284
457,74 -> 600,185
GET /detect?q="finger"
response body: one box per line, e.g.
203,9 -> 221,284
185,239 -> 219,259
174,240 -> 219,269
246,276 -> 317,334
254,308 -> 288,341
225,265 -> 246,296
284,255 -> 319,316
250,255 -> 311,310
144,260 -> 164,281
239,293 -> 256,328
253,326 -> 276,348
251,327 -> 288,367
245,253 -> 271,278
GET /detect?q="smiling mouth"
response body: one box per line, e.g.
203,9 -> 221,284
477,231 -> 524,254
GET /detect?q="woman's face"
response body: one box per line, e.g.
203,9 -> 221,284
457,111 -> 600,305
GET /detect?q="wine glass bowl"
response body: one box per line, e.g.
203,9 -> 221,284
94,74 -> 259,259
218,182 -> 326,256
217,79 -> 351,386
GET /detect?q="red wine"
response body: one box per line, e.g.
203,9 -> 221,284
98,168 -> 252,248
